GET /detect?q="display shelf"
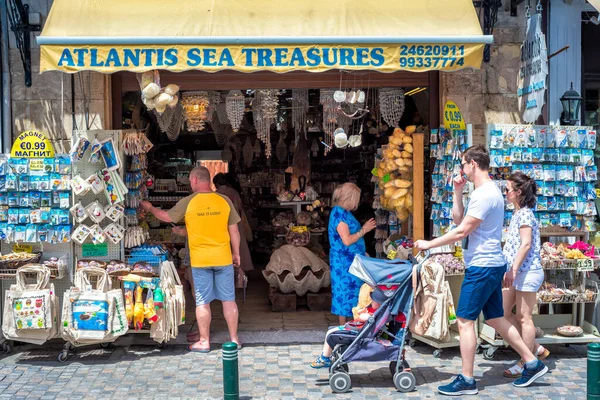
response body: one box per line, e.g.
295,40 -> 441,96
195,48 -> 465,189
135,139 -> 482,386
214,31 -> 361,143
479,314 -> 600,356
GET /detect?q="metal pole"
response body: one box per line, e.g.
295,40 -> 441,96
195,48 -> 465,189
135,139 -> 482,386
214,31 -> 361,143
588,343 -> 600,399
222,342 -> 239,400
0,0 -> 12,153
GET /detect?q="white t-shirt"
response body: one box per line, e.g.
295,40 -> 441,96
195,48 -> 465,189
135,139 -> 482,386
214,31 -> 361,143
463,180 -> 506,268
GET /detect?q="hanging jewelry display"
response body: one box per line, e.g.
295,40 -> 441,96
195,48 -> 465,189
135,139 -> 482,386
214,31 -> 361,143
226,90 -> 245,132
379,88 -> 405,128
292,89 -> 309,144
243,137 -> 254,168
181,91 -> 210,132
319,89 -> 337,155
275,132 -> 288,164
206,91 -> 221,123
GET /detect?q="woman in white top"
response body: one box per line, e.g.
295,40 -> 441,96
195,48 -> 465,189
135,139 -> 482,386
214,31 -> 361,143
502,171 -> 549,378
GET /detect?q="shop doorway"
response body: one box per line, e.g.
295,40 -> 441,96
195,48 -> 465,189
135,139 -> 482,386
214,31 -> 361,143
117,75 -> 435,333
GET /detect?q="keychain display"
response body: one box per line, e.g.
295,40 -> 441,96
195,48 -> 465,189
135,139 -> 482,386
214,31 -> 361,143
125,226 -> 147,248
489,124 -> 598,232
123,131 -> 154,156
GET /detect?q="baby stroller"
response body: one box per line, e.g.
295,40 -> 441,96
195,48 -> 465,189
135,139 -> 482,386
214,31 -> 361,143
326,252 -> 429,394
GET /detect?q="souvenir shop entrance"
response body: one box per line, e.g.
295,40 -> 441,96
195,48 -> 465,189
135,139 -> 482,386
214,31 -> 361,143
110,70 -> 437,333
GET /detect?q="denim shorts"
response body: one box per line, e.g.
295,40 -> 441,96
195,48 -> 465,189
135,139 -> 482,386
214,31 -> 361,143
191,265 -> 235,305
456,265 -> 505,321
513,268 -> 544,292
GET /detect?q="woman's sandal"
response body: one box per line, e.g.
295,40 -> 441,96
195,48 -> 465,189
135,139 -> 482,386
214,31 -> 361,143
503,359 -> 524,378
503,346 -> 550,378
310,355 -> 332,369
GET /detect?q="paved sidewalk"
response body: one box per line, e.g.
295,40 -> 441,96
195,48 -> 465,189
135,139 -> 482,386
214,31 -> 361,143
0,341 -> 587,399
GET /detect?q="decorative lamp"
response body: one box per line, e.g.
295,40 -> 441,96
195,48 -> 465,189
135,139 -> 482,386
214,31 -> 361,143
560,82 -> 583,126
181,91 -> 209,132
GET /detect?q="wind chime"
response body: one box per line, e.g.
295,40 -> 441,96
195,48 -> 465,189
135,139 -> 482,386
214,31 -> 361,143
379,88 -> 405,128
319,89 -> 337,155
291,89 -> 309,145
226,90 -> 245,132
206,91 -> 221,123
253,89 -> 279,159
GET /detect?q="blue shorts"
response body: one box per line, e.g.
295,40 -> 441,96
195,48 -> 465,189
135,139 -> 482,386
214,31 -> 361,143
456,265 -> 505,321
191,265 -> 235,305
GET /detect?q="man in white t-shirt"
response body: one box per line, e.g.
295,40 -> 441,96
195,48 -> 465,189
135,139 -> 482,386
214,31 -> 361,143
415,145 -> 547,396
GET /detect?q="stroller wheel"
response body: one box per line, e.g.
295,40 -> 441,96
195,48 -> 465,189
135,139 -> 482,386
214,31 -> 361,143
394,371 -> 416,393
329,372 -> 351,393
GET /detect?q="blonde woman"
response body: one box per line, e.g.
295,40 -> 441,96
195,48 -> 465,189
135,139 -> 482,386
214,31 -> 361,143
328,183 -> 376,325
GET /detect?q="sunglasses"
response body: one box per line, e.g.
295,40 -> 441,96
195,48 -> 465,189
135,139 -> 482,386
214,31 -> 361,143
503,187 -> 515,194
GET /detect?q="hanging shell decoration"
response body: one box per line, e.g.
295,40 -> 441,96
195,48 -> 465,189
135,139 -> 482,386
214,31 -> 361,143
156,99 -> 185,142
319,89 -> 337,155
253,89 -> 279,159
292,89 -> 309,144
276,133 -> 288,164
243,137 -> 254,168
212,111 -> 230,147
206,91 -> 221,122
226,90 -> 245,132
379,88 -> 405,128
216,102 -> 228,125
221,137 -> 233,162
181,91 -> 209,132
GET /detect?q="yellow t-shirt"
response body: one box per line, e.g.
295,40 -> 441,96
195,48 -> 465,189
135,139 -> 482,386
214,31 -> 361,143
167,192 -> 241,268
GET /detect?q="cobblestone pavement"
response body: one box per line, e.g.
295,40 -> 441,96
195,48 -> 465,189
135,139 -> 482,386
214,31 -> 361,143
0,341 -> 587,399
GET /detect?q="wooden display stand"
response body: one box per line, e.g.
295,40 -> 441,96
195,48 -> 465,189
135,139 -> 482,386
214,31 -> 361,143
269,287 -> 332,312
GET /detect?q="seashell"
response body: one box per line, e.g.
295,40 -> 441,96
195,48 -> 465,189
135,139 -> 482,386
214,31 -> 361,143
346,91 -> 357,104
348,135 -> 362,148
154,102 -> 167,114
356,90 -> 366,103
167,94 -> 179,108
155,92 -> 173,108
141,83 -> 160,99
333,90 -> 346,103
334,131 -> 348,148
143,96 -> 156,111
164,84 -> 180,96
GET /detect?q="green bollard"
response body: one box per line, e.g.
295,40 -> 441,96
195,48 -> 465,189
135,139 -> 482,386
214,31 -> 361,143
222,342 -> 239,400
588,343 -> 600,399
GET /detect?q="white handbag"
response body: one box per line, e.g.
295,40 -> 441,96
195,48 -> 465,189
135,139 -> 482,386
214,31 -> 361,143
61,267 -> 128,346
2,264 -> 58,345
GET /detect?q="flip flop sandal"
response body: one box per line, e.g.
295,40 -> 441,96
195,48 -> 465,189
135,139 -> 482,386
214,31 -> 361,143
537,346 -> 550,360
503,360 -> 524,378
188,344 -> 211,353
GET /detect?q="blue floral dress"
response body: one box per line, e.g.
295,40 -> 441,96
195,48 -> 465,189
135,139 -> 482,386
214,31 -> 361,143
328,206 -> 366,317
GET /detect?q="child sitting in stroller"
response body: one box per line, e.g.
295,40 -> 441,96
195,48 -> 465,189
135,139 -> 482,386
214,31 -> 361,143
311,284 -> 406,369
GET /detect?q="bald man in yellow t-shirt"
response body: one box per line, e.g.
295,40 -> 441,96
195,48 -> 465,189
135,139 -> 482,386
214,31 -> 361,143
141,166 -> 241,352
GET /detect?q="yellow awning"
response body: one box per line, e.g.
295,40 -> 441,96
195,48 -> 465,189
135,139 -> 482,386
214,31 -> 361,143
38,0 -> 492,74
590,0 -> 600,13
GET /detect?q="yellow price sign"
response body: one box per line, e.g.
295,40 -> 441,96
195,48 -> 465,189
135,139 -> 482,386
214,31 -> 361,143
595,188 -> 600,198
387,250 -> 397,260
13,244 -> 33,253
10,130 -> 55,158
443,101 -> 466,131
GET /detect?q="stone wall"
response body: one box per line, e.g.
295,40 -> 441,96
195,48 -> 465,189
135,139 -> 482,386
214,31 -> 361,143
441,3 -> 528,146
8,0 -> 107,153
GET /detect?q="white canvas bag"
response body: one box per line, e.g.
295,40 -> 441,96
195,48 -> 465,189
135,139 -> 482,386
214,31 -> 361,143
2,264 -> 58,345
62,267 -> 124,345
